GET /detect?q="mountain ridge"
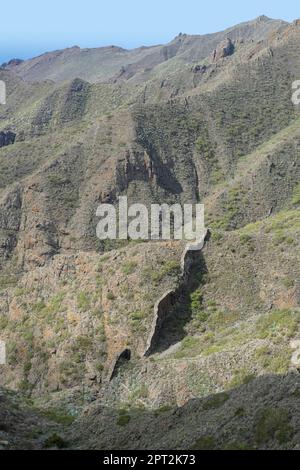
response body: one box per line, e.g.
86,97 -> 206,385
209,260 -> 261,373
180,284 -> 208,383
2,15 -> 289,84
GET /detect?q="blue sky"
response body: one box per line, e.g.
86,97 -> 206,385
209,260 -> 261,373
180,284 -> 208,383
0,0 -> 299,63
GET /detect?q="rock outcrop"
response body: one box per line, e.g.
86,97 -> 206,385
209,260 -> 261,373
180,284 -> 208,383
0,131 -> 16,148
212,38 -> 234,61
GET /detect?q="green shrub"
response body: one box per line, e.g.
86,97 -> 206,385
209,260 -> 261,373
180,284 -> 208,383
222,442 -> 254,450
71,335 -> 93,352
227,370 -> 255,388
77,292 -> 91,311
257,309 -> 300,340
190,289 -> 203,312
154,405 -> 173,415
117,412 -> 131,426
190,436 -> 216,450
255,408 -> 293,444
122,261 -> 138,275
43,433 -> 68,449
143,260 -> 180,285
41,409 -> 75,425
211,231 -> 224,242
174,336 -> 201,359
47,174 -> 68,186
129,311 -> 146,331
0,315 -> 9,328
292,183 -> 300,205
106,292 -> 115,301
235,407 -> 246,417
282,277 -> 295,288
256,347 -> 291,375
202,392 -> 229,410
239,233 -> 253,244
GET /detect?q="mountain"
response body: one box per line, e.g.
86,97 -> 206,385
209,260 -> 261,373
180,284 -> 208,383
2,16 -> 287,83
0,16 -> 300,450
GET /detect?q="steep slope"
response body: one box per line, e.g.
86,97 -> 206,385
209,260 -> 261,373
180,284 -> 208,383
67,373 -> 300,450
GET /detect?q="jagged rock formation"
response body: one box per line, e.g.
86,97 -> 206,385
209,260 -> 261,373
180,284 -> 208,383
109,349 -> 131,381
144,290 -> 177,357
212,38 -> 234,61
143,230 -> 208,357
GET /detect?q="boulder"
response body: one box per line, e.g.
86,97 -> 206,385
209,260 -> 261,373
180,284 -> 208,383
0,131 -> 16,148
193,64 -> 207,74
212,38 -> 234,62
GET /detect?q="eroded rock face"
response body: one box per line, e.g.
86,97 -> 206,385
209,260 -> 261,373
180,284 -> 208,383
212,38 -> 234,62
0,131 -> 16,148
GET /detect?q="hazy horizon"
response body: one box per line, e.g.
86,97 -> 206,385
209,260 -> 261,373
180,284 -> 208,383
0,0 -> 299,63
